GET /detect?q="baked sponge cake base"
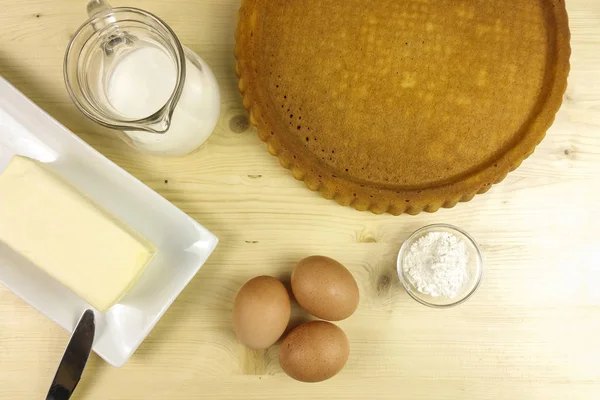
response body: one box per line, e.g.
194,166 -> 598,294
235,0 -> 570,214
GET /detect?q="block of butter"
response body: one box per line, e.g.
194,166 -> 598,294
0,156 -> 156,312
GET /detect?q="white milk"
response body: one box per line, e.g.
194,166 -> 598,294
107,46 -> 220,156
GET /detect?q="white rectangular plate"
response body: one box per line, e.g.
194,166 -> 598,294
0,75 -> 218,367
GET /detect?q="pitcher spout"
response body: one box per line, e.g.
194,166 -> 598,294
144,108 -> 173,134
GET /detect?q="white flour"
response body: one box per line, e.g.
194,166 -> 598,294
403,231 -> 469,298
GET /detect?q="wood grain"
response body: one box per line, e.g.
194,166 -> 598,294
1,1 -> 599,399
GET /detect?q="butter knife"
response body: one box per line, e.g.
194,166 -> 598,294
46,309 -> 95,400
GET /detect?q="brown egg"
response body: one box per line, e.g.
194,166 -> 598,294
291,256 -> 359,321
279,321 -> 349,382
233,276 -> 291,349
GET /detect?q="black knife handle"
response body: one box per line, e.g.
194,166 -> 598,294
45,310 -> 95,400
46,384 -> 74,400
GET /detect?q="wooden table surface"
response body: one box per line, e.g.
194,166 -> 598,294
1,1 -> 599,399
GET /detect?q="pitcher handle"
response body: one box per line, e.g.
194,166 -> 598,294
87,0 -> 112,18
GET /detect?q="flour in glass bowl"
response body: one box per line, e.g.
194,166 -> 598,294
403,231 -> 469,299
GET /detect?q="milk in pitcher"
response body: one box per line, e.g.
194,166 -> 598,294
107,46 -> 220,156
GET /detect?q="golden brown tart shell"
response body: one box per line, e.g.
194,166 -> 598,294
235,0 -> 571,214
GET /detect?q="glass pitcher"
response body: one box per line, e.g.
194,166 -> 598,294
64,0 -> 221,156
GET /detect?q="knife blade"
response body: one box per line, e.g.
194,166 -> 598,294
46,309 -> 95,400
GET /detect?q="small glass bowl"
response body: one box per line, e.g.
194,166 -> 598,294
397,223 -> 483,308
